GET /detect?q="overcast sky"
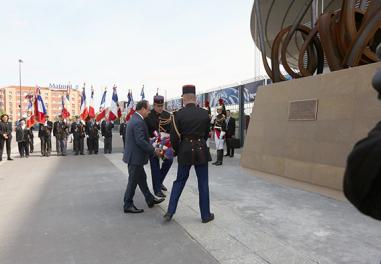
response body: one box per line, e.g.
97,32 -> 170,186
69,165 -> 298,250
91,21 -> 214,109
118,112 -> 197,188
0,0 -> 263,107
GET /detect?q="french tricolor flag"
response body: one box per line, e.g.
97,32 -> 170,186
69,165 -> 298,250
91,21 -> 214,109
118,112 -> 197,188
80,84 -> 89,120
34,86 -> 47,124
61,87 -> 71,119
125,90 -> 135,122
25,93 -> 35,128
88,86 -> 96,118
109,85 -> 122,121
96,88 -> 107,122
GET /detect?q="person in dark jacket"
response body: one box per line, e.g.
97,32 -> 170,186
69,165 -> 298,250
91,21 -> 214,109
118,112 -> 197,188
224,110 -> 236,157
38,116 -> 53,157
343,46 -> 381,221
16,119 -> 30,158
0,114 -> 13,161
164,85 -> 214,223
71,116 -> 86,155
86,117 -> 100,154
28,126 -> 34,153
145,95 -> 173,198
122,100 -> 164,213
101,116 -> 114,154
119,120 -> 127,148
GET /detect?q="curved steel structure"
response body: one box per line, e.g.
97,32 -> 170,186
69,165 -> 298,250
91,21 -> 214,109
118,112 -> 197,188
251,0 -> 381,82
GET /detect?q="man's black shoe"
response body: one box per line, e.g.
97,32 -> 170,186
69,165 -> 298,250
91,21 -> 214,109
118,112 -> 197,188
124,206 -> 144,214
202,213 -> 214,223
224,154 -> 229,157
7,157 -> 13,161
215,162 -> 222,166
155,191 -> 166,198
148,197 -> 165,208
163,213 -> 173,222
161,184 -> 167,191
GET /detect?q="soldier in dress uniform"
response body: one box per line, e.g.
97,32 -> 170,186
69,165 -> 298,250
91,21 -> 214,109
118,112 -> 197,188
56,115 -> 69,156
164,84 -> 214,223
211,106 -> 226,166
71,116 -> 86,155
39,116 -> 53,157
101,115 -> 114,154
145,95 -> 173,197
86,117 -> 100,154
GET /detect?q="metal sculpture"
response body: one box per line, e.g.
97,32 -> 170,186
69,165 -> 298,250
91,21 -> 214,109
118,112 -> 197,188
251,0 -> 381,82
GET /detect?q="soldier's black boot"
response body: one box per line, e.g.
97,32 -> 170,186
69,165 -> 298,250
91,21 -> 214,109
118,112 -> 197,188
216,150 -> 223,166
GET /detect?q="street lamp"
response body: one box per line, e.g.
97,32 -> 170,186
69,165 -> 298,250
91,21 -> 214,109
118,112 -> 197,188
18,59 -> 23,119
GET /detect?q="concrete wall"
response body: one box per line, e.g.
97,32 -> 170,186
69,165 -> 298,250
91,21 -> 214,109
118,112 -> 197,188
241,63 -> 381,191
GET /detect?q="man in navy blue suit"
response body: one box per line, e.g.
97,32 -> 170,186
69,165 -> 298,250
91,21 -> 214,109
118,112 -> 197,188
123,100 -> 165,213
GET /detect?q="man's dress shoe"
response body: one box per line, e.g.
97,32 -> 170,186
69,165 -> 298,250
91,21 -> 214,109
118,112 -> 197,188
148,197 -> 165,208
124,206 -> 144,214
202,213 -> 215,223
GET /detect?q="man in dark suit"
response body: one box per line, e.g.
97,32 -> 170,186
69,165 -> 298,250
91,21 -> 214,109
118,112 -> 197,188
164,85 -> 214,223
0,114 -> 13,161
123,100 -> 165,214
38,116 -> 53,157
224,110 -> 236,157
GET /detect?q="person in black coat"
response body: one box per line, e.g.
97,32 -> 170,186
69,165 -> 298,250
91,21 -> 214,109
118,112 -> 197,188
119,120 -> 127,148
0,114 -> 13,161
71,116 -> 86,155
39,116 -> 53,157
15,119 -> 30,158
164,85 -> 214,223
224,110 -> 236,157
86,117 -> 100,154
101,117 -> 114,154
343,47 -> 381,221
122,100 -> 164,213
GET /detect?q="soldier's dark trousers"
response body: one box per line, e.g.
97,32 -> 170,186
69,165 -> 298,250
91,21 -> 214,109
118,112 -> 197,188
149,156 -> 173,194
226,139 -> 234,157
104,136 -> 112,153
29,137 -> 34,153
88,137 -> 99,154
18,141 -> 29,157
58,139 -> 67,155
167,164 -> 210,220
41,136 -> 51,156
73,137 -> 84,154
0,138 -> 12,160
55,137 -> 59,153
123,164 -> 155,209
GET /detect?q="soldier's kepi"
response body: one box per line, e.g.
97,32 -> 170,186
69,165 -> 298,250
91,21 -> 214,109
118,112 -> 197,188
145,94 -> 173,198
164,84 -> 214,223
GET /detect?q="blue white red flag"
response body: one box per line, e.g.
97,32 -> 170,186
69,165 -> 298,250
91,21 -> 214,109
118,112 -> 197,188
34,86 -> 47,124
96,88 -> 107,122
109,85 -> 122,121
80,83 -> 89,120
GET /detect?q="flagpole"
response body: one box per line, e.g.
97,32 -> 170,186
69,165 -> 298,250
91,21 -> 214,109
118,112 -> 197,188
18,59 -> 23,119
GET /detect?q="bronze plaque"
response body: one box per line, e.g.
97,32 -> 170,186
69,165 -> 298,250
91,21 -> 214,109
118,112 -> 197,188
288,99 -> 318,121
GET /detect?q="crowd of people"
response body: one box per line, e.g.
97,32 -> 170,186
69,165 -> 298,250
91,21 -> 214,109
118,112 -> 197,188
0,113 -> 118,160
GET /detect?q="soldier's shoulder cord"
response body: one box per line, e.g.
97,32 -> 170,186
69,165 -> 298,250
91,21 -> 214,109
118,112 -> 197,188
171,113 -> 181,139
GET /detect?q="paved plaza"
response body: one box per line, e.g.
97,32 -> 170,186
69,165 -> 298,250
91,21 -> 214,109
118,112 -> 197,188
0,134 -> 380,264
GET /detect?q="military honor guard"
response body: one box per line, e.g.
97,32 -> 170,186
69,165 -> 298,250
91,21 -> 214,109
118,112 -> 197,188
28,126 -> 34,153
164,85 -> 214,223
122,100 -> 165,213
101,116 -> 114,154
0,114 -> 13,161
55,115 -> 69,156
86,117 -> 100,154
145,95 -> 173,197
211,105 -> 226,166
71,116 -> 86,155
39,116 -> 53,157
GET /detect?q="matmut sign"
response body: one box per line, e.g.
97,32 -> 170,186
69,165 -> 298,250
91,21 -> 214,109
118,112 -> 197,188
49,83 -> 73,90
